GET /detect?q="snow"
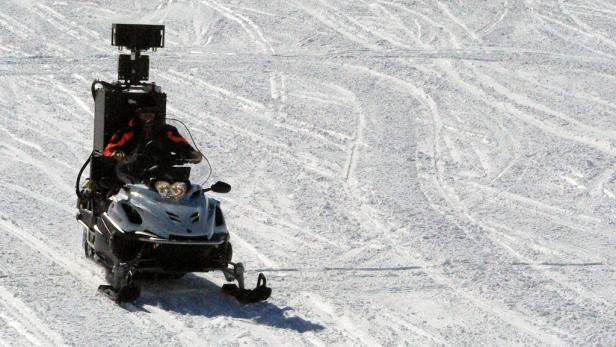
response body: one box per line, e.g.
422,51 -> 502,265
1,0 -> 616,345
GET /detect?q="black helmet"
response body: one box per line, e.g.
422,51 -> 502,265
136,94 -> 157,114
136,105 -> 157,114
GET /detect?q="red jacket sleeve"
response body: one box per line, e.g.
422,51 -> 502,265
164,126 -> 196,155
103,130 -> 134,157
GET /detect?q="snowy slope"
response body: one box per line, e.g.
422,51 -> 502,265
1,0 -> 616,345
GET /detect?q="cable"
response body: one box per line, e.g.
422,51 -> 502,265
167,118 -> 213,186
75,152 -> 93,200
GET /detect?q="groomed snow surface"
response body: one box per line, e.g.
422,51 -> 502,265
1,0 -> 616,345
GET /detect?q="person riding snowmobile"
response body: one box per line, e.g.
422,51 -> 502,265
102,106 -> 202,182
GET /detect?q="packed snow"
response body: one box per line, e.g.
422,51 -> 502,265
1,0 -> 616,345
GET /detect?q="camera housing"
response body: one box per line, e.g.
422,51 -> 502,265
111,24 -> 165,50
112,24 -> 164,85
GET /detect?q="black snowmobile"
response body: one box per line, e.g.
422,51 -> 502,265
75,24 -> 270,304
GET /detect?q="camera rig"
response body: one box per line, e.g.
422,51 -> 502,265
89,24 -> 168,187
112,23 -> 165,85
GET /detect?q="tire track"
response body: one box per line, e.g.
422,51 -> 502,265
160,70 -> 344,175
303,292 -> 381,346
165,102 -> 338,178
479,0 -> 510,34
329,63 -> 565,343
218,195 -> 342,248
558,0 -> 616,53
0,218 -> 209,347
0,142 -> 73,193
200,0 -> 273,54
165,69 -> 346,150
35,3 -> 102,41
0,286 -> 67,346
291,2 -> 576,342
345,63 -> 570,345
242,2 -> 616,342
401,3 -> 616,337
533,13 -> 616,59
27,6 -> 103,54
343,95 -> 366,182
291,0 -> 382,50
0,110 -> 84,161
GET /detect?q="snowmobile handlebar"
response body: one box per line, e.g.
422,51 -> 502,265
153,153 -> 199,166
115,152 -> 194,185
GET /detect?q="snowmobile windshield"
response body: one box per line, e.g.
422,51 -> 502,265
166,118 -> 212,184
114,118 -> 211,186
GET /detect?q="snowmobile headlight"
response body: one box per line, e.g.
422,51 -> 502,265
155,181 -> 186,201
155,180 -> 172,198
169,182 -> 187,200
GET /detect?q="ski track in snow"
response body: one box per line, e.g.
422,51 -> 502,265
2,0 -> 616,345
0,286 -> 67,346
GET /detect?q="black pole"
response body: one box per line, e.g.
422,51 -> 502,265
129,48 -> 141,86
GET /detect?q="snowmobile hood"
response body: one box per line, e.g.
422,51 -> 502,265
106,183 -> 226,240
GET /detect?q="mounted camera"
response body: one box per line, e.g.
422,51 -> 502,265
90,24 -> 167,184
112,24 -> 165,85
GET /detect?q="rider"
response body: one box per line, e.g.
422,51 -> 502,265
103,104 -> 202,169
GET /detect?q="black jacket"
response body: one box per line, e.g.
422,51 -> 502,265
103,118 -> 197,158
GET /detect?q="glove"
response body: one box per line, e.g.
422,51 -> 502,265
113,151 -> 126,161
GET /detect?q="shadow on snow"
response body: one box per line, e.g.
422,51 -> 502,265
131,273 -> 325,333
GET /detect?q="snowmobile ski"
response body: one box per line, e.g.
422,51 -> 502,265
222,273 -> 272,304
98,284 -> 141,303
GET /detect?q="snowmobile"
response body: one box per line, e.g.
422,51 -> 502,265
75,24 -> 270,304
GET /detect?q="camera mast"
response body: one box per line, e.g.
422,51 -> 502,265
111,24 -> 165,86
